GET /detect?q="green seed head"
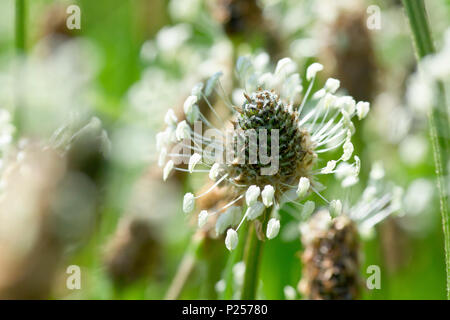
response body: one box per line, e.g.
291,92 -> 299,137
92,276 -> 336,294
225,89 -> 316,199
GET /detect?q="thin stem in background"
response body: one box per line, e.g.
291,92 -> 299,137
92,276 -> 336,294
15,0 -> 26,53
14,0 -> 26,134
202,238 -> 228,299
402,0 -> 450,299
165,233 -> 204,300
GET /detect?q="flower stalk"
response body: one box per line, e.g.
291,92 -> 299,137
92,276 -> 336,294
222,221 -> 248,299
240,208 -> 270,300
402,0 -> 450,298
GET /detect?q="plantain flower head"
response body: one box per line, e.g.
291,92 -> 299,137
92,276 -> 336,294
158,55 -> 369,249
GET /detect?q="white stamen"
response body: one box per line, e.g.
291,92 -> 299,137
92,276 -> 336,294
342,175 -> 359,188
163,160 -> 174,181
245,201 -> 265,220
261,185 -> 275,207
336,96 -> 356,114
198,210 -> 208,228
312,88 -> 326,100
191,82 -> 204,97
164,108 -> 178,127
205,72 -> 223,96
158,147 -> 167,167
306,62 -> 323,81
325,78 -> 340,93
209,163 -> 221,180
266,218 -> 280,239
245,185 -> 261,206
323,93 -> 337,108
176,120 -> 190,141
342,140 -> 354,161
275,57 -> 295,75
184,95 -> 199,123
183,192 -> 195,213
296,177 -> 310,198
321,160 -> 337,174
188,153 -> 202,173
183,95 -> 197,113
330,199 -> 343,218
225,229 -> 238,251
356,101 -> 370,120
354,156 -> 361,176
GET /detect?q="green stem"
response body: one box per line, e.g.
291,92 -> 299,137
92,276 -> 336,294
240,208 -> 270,300
240,223 -> 263,299
202,238 -> 227,299
14,0 -> 26,135
165,233 -> 204,300
222,221 -> 248,300
402,0 -> 450,299
15,0 -> 26,53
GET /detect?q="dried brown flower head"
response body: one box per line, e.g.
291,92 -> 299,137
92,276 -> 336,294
299,210 -> 361,300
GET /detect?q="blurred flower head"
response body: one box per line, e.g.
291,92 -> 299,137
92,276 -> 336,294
300,162 -> 404,242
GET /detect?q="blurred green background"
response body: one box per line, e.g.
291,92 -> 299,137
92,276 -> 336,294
0,0 -> 448,300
